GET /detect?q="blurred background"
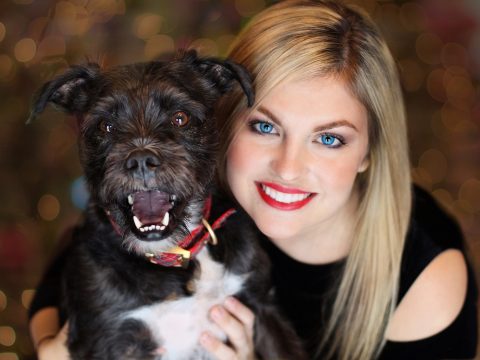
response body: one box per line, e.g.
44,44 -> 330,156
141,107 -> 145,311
0,0 -> 479,359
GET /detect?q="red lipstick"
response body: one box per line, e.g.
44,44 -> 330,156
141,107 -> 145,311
256,182 -> 315,211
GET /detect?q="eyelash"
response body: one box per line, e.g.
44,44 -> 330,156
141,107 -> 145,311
248,120 -> 278,135
248,119 -> 347,148
317,133 -> 346,148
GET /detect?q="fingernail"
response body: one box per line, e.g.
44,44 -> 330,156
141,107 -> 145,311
211,306 -> 223,320
200,332 -> 213,346
225,296 -> 236,308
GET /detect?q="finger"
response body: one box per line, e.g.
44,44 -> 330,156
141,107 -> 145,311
224,297 -> 255,336
210,305 -> 252,353
200,331 -> 237,360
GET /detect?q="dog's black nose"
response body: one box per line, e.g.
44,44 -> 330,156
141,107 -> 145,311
125,151 -> 161,176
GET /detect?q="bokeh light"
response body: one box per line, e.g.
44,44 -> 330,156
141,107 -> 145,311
0,327 -> 16,347
459,179 -> 480,213
0,291 -> 6,312
71,176 -> 89,210
0,353 -> 18,360
0,22 -> 6,42
190,38 -> 219,56
0,0 -> 478,357
134,14 -> 163,40
37,194 -> 61,221
21,290 -> 35,309
14,38 -> 37,63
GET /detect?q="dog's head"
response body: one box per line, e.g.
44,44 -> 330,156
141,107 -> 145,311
29,50 -> 254,254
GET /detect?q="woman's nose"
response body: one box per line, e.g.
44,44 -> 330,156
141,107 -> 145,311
270,140 -> 307,181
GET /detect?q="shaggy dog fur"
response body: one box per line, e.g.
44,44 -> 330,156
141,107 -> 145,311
29,50 -> 305,360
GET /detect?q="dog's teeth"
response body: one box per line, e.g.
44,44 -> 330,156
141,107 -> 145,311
160,225 -> 166,231
128,194 -> 134,205
171,195 -> 177,201
161,212 -> 170,226
133,216 -> 143,229
155,225 -> 161,230
140,228 -> 145,232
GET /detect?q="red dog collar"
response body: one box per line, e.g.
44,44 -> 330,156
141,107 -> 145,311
107,196 -> 236,268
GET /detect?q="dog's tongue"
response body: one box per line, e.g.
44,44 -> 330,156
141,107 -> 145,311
132,190 -> 172,225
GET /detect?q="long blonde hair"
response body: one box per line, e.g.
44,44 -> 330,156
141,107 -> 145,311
216,1 -> 412,358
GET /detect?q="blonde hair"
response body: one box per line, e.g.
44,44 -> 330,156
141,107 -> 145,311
216,1 -> 412,359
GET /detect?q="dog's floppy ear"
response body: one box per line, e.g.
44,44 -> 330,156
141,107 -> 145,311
27,63 -> 101,124
185,49 -> 255,107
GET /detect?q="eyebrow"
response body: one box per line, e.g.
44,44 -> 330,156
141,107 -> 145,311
257,106 -> 359,132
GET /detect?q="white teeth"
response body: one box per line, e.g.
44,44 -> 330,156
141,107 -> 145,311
133,216 -> 143,229
128,195 -> 134,205
134,212 -> 169,233
161,212 -> 169,226
261,184 -> 310,204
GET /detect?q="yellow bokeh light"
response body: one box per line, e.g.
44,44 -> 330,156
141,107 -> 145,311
21,290 -> 35,309
426,68 -> 446,102
190,38 -> 219,57
445,75 -> 475,109
14,38 -> 37,63
459,179 -> 480,213
442,42 -> 468,68
134,14 -> 162,40
0,327 -> 15,347
37,194 -> 60,221
440,104 -> 467,131
54,1 -> 91,35
0,353 -> 19,360
432,188 -> 454,210
0,291 -> 6,311
411,167 -> 432,190
0,22 -> 5,43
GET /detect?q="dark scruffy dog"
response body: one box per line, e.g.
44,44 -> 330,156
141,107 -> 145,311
29,50 -> 305,360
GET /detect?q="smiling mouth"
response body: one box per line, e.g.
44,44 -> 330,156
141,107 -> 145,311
256,182 -> 315,210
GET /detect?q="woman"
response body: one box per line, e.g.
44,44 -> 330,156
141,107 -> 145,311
199,0 -> 477,359
30,1 -> 477,359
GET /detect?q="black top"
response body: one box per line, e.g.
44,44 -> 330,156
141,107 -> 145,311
29,186 -> 478,359
261,186 -> 478,359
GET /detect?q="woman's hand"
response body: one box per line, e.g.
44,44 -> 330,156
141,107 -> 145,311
37,322 -> 70,360
200,296 -> 258,360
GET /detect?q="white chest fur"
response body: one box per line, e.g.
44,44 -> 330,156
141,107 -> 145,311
124,249 -> 247,360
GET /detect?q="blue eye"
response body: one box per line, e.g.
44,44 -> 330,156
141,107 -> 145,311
250,120 -> 277,135
319,134 -> 344,148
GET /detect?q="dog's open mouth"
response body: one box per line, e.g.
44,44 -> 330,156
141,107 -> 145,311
127,190 -> 175,239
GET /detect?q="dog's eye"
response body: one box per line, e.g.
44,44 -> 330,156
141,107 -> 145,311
171,111 -> 190,127
99,121 -> 114,133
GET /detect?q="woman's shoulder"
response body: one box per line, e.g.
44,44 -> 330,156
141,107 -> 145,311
382,185 -> 477,358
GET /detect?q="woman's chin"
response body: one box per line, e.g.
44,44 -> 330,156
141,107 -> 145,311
254,219 -> 300,243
